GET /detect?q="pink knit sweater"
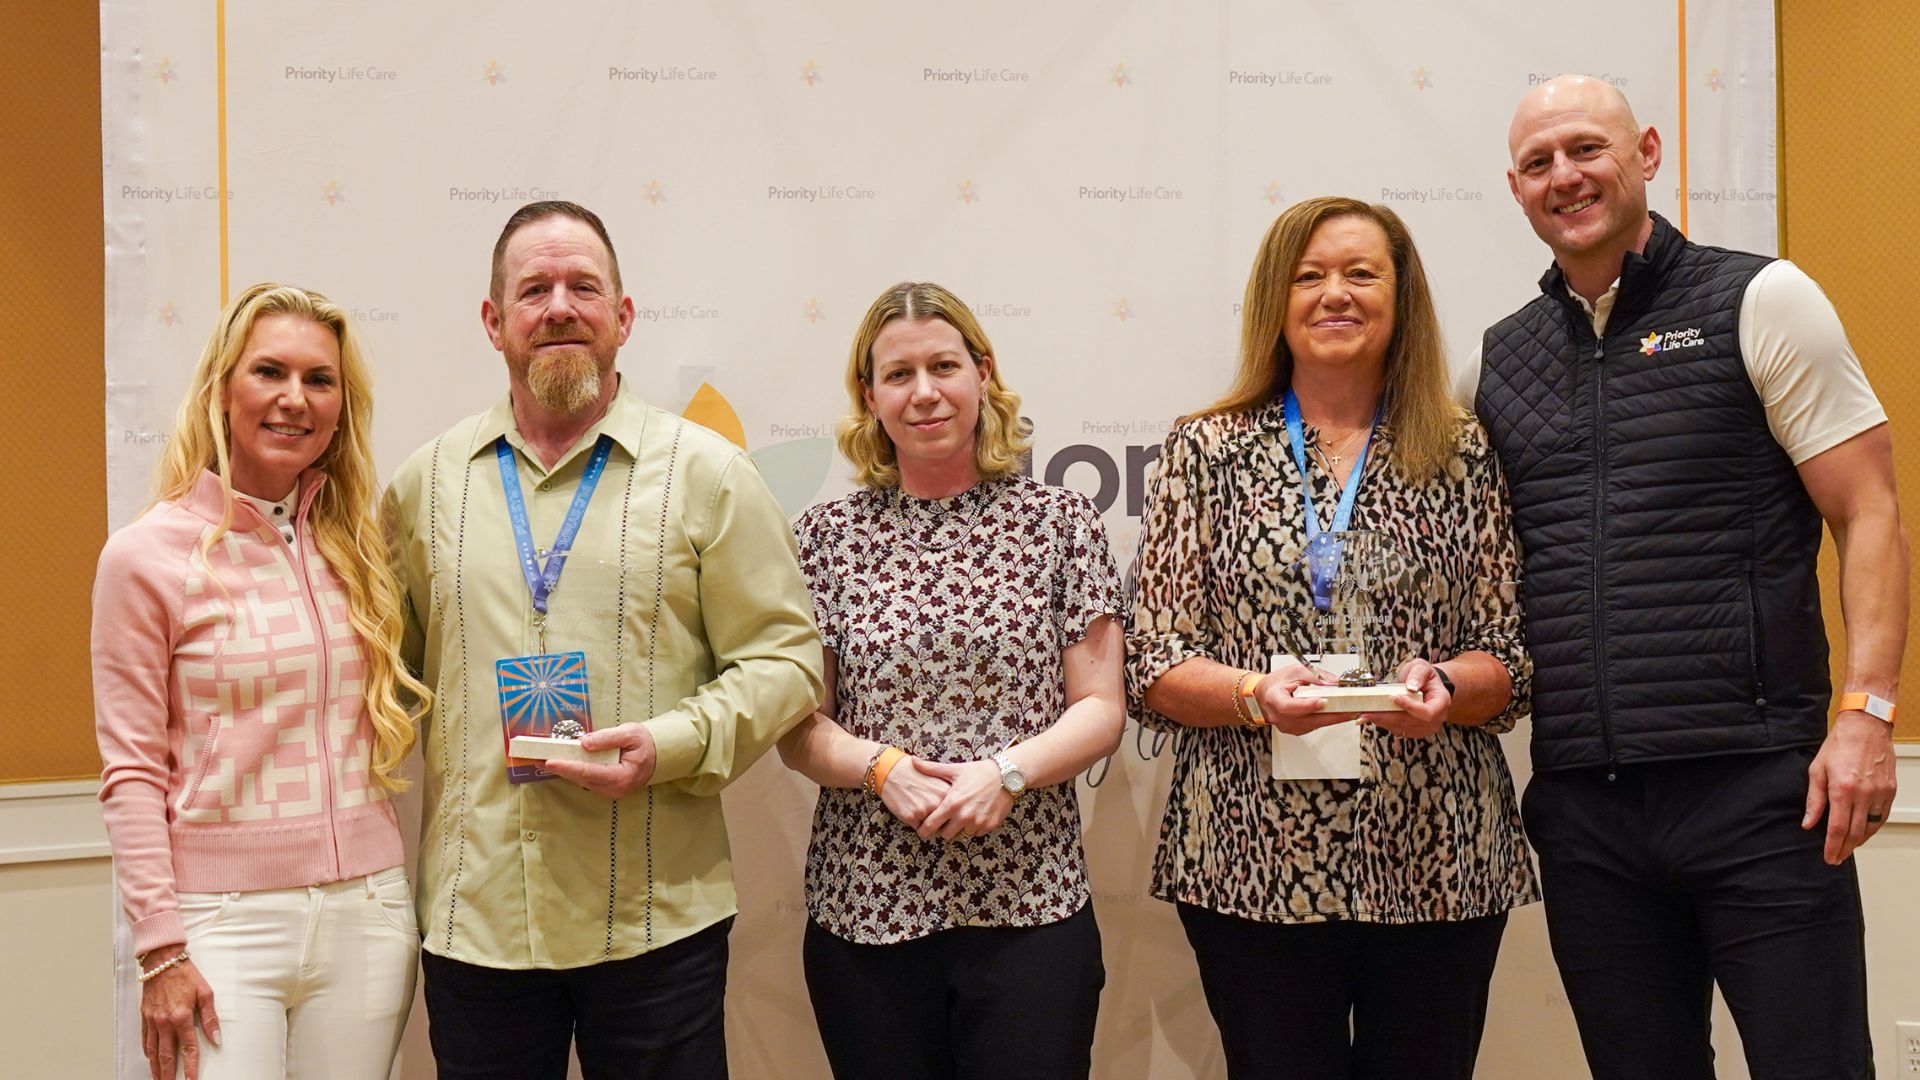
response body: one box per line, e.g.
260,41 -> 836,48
92,470 -> 403,954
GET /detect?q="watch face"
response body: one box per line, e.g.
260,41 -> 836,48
995,752 -> 1027,795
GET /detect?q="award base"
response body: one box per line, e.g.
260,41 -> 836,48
1294,682 -> 1412,714
509,735 -> 619,766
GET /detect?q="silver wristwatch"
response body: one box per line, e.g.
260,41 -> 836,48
991,750 -> 1027,799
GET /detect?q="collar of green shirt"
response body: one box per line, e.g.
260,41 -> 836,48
468,376 -> 650,473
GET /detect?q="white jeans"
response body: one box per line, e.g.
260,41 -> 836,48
177,866 -> 419,1080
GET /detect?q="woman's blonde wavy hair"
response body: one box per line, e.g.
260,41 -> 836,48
1198,196 -> 1461,482
837,282 -> 1029,489
155,282 -> 429,791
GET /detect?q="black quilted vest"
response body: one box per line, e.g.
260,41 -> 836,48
1478,214 -> 1829,772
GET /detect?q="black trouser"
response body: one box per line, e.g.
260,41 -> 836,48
802,904 -> 1105,1080
1177,902 -> 1509,1080
1523,747 -> 1872,1080
422,917 -> 731,1080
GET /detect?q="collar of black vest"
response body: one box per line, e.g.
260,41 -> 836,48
1535,211 -> 1685,311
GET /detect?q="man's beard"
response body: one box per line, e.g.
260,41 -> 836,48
526,348 -> 604,414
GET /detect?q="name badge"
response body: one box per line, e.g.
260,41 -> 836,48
496,651 -> 594,784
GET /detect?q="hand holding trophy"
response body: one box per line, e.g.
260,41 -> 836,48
1290,529 -> 1415,713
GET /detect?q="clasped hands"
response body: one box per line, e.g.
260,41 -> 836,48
878,755 -> 1013,841
533,723 -> 1013,841
1250,657 -> 1452,739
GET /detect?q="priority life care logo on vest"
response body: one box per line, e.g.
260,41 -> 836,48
1639,326 -> 1707,355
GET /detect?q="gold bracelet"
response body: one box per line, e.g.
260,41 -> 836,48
861,745 -> 888,796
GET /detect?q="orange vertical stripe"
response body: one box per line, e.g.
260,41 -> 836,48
215,0 -> 230,304
1677,0 -> 1689,234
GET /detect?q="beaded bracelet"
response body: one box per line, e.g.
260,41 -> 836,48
137,951 -> 191,983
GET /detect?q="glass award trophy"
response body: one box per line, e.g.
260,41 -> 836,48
1270,530 -> 1416,781
1291,529 -> 1415,714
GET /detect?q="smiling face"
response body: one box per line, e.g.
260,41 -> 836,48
1507,76 -> 1662,269
862,317 -> 991,478
1281,215 -> 1397,379
221,313 -> 344,499
483,214 -> 634,414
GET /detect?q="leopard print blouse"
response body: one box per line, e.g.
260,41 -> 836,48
1126,401 -> 1539,924
796,474 -> 1121,943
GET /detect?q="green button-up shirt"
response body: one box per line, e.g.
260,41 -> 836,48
385,383 -> 823,969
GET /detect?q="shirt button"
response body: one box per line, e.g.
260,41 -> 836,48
538,480 -> 552,492
524,830 -> 537,842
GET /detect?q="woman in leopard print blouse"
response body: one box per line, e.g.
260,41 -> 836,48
1127,197 -> 1539,1080
779,282 -> 1126,1080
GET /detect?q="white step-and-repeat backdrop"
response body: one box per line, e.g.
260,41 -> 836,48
102,3 -> 1778,1076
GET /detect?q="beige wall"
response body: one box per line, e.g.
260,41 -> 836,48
8,2 -> 1917,1078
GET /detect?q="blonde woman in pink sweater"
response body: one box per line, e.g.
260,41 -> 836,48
91,283 -> 429,1080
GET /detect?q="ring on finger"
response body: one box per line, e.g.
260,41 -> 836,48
1867,812 -> 1886,823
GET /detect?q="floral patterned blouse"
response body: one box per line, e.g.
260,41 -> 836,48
1126,402 -> 1539,924
795,474 -> 1121,944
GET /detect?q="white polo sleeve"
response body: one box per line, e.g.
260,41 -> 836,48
1740,260 -> 1887,464
1454,345 -> 1484,410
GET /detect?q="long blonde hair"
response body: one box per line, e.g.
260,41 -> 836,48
1199,196 -> 1460,482
836,281 -> 1029,489
156,282 -> 428,790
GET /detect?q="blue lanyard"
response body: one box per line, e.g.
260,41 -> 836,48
1282,390 -> 1377,610
495,434 -> 613,617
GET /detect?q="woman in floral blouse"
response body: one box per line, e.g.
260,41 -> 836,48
1127,197 -> 1539,1080
779,281 -> 1125,1080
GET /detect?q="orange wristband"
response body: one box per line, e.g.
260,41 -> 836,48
1238,672 -> 1267,727
869,747 -> 907,796
1836,692 -> 1896,725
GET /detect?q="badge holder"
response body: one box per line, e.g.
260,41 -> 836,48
496,617 -> 614,783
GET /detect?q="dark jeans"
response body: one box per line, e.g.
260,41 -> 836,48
802,904 -> 1105,1080
1524,747 -> 1873,1080
1177,902 -> 1509,1080
422,917 -> 731,1080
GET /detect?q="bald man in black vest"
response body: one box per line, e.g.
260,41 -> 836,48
1463,75 -> 1907,1080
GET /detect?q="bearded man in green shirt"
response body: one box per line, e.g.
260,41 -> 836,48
385,200 -> 825,1079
